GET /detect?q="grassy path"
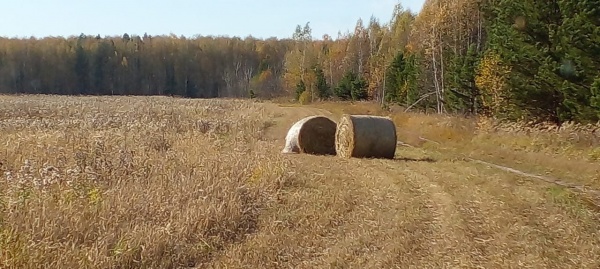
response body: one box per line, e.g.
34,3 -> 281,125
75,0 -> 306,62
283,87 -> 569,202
210,104 -> 600,268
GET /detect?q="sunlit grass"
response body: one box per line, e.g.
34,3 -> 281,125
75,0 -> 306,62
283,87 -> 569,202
0,95 -> 290,268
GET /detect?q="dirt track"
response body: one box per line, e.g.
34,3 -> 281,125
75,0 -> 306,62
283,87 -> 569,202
212,104 -> 600,268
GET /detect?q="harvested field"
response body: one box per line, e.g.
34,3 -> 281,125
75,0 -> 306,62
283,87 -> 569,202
1,95 -> 599,269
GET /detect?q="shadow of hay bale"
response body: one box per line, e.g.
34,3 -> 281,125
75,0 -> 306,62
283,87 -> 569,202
392,157 -> 437,163
281,115 -> 337,155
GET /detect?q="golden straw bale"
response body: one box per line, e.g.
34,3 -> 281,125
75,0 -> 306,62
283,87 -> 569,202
282,115 -> 337,155
335,114 -> 397,159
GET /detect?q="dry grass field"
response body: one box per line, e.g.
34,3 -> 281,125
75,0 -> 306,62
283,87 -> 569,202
1,95 -> 599,268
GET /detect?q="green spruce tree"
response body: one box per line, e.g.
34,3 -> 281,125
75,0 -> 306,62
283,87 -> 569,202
314,66 -> 331,99
295,79 -> 306,101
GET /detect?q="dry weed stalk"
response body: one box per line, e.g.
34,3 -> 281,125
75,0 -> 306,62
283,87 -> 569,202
476,116 -> 600,147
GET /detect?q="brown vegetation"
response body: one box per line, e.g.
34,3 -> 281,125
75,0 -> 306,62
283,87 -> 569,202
307,101 -> 600,189
0,95 -> 290,268
1,96 -> 599,268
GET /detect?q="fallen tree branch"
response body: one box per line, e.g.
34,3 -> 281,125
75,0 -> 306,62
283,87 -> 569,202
469,158 -> 600,195
418,136 -> 440,145
404,92 -> 437,113
396,140 -> 415,148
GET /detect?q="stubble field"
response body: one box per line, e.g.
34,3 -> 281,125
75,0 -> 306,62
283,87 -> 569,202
1,95 -> 599,268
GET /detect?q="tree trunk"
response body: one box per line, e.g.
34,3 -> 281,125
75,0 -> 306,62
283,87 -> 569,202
431,23 -> 442,114
477,8 -> 482,51
382,67 -> 386,105
439,35 -> 446,113
358,36 -> 363,77
329,59 -> 333,88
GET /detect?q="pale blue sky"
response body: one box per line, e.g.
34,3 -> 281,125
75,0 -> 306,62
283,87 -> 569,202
1,0 -> 424,39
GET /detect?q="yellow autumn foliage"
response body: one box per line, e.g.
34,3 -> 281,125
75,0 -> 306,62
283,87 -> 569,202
475,50 -> 511,114
299,90 -> 312,105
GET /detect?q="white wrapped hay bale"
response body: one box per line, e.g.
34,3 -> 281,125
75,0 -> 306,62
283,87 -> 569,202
281,115 -> 337,155
335,114 -> 397,159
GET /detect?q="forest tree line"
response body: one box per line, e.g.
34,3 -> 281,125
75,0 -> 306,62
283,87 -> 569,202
0,0 -> 598,124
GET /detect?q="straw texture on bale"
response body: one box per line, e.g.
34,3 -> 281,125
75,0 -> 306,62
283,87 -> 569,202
281,115 -> 337,155
335,114 -> 397,159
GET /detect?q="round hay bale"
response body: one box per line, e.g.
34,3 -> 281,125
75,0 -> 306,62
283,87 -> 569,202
281,115 -> 337,155
335,114 -> 397,159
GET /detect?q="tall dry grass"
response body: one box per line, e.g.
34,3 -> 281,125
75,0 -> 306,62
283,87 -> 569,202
0,95 -> 291,268
305,101 -> 600,158
475,117 -> 600,158
469,117 -> 600,188
300,101 -> 600,187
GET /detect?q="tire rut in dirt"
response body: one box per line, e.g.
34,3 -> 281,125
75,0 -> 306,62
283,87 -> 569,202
378,160 -> 477,268
206,155 -> 405,268
424,161 -> 600,268
297,157 -> 437,269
